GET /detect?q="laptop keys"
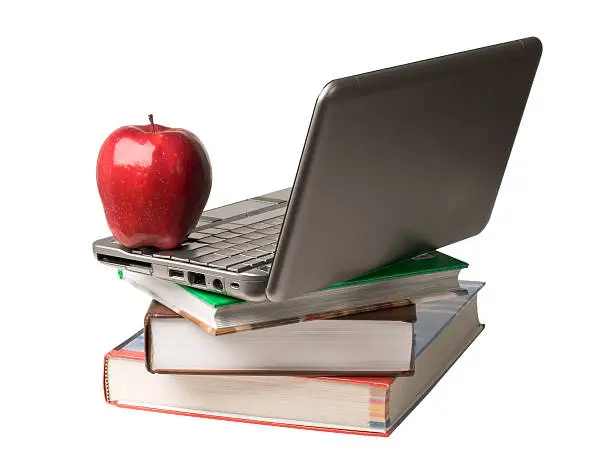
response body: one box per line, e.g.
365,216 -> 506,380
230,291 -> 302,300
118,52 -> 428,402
233,226 -> 257,234
215,247 -> 243,257
242,231 -> 267,240
259,243 -> 277,252
254,256 -> 274,265
188,232 -> 208,240
259,227 -> 279,235
187,246 -> 220,257
249,221 -> 274,230
199,236 -> 223,244
178,242 -> 207,251
217,222 -> 242,230
169,244 -> 217,261
209,254 -> 254,269
231,242 -> 258,251
242,249 -> 271,258
152,202 -> 286,269
206,241 -> 233,249
227,259 -> 260,272
248,237 -> 275,247
191,253 -> 227,264
226,236 -> 249,245
228,257 -> 274,273
217,231 -> 240,239
195,226 -> 224,234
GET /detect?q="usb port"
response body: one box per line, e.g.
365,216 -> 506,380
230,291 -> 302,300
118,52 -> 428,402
168,269 -> 184,280
191,273 -> 206,286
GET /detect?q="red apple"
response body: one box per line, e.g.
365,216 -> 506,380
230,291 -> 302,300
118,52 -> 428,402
97,115 -> 212,249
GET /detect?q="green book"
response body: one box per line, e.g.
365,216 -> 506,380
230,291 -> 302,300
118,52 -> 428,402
121,251 -> 467,335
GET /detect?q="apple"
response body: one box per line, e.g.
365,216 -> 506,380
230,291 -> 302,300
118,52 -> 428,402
97,115 -> 212,249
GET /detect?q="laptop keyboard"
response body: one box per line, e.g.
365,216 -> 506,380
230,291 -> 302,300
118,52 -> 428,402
148,205 -> 287,273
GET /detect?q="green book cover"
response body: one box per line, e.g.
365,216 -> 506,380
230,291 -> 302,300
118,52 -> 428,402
121,251 -> 467,309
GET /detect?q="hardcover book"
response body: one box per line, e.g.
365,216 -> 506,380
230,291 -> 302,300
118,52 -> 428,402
144,299 -> 417,376
103,281 -> 484,436
121,251 -> 468,335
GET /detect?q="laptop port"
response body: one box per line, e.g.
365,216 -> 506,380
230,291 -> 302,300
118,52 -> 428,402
191,273 -> 206,286
168,269 -> 184,280
212,279 -> 224,291
97,254 -> 152,273
230,282 -> 240,290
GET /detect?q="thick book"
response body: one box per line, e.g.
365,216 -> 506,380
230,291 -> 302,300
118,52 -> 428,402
121,250 -> 468,335
103,281 -> 484,436
144,299 -> 417,376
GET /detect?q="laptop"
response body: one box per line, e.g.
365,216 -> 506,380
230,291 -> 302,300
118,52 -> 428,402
93,37 -> 542,302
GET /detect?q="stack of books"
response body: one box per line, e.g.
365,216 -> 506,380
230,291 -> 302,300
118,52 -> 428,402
103,250 -> 485,436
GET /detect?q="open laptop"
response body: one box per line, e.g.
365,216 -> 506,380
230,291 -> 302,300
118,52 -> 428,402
93,37 -> 542,302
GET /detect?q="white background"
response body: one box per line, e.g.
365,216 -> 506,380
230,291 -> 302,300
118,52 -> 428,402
1,1 -> 610,460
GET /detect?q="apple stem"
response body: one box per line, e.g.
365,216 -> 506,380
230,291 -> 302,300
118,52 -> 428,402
148,114 -> 156,133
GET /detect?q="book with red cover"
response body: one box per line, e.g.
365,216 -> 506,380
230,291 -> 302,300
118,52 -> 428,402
104,281 -> 484,436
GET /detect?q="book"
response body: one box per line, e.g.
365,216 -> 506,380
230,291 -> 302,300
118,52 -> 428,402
144,299 -> 417,376
121,250 -> 468,335
103,281 -> 484,436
